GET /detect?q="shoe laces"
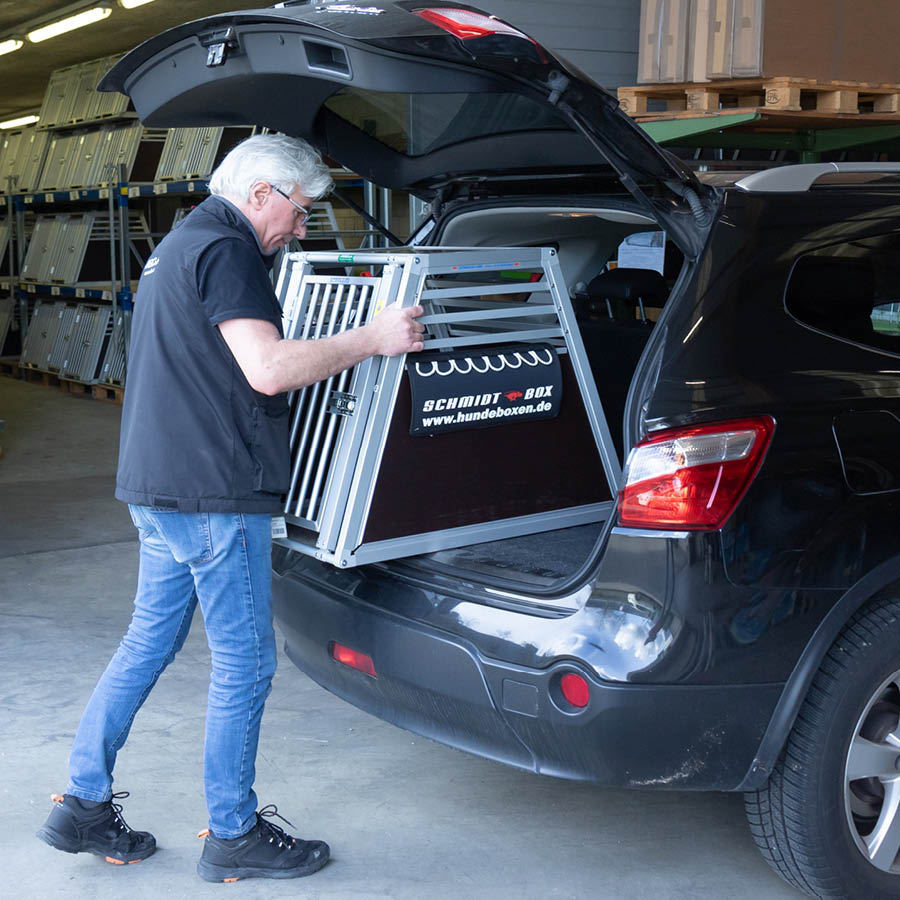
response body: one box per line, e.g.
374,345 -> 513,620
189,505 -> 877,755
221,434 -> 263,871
109,791 -> 136,834
257,805 -> 296,849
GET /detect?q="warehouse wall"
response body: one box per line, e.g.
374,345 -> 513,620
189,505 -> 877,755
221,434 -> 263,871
482,0 -> 641,89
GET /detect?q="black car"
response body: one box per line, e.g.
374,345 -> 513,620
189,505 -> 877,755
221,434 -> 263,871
105,4 -> 900,897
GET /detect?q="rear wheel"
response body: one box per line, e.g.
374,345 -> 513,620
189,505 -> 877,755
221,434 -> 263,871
745,596 -> 900,899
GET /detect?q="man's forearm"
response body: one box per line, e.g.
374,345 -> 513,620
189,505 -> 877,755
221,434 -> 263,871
264,327 -> 379,394
217,303 -> 425,396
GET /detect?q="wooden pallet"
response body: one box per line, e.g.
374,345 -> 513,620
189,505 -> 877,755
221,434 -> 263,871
618,77 -> 900,117
20,369 -> 60,388
0,356 -> 20,379
60,379 -> 93,398
91,384 -> 124,405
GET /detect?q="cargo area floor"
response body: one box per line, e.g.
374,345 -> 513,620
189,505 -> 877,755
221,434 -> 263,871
415,522 -> 604,586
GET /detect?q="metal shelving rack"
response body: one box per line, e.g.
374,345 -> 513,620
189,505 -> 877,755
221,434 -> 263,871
0,58 -> 399,388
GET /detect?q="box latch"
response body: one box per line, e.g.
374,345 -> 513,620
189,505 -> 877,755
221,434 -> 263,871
328,391 -> 357,417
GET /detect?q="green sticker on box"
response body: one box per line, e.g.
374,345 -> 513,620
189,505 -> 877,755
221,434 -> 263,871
337,254 -> 354,263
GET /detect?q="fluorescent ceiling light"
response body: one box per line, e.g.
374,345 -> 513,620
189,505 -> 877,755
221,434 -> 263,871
118,0 -> 157,7
0,38 -> 23,57
27,5 -> 112,43
0,114 -> 39,129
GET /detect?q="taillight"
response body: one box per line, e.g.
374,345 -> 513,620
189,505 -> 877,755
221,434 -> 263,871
618,417 -> 775,530
414,8 -> 536,44
330,641 -> 376,678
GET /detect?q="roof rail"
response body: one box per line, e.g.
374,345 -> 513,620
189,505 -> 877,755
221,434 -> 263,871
735,163 -> 900,193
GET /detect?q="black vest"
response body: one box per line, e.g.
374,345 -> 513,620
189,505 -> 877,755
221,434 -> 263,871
115,196 -> 289,514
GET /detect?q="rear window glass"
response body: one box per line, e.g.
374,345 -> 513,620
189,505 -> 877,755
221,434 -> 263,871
785,233 -> 900,353
325,88 -> 571,156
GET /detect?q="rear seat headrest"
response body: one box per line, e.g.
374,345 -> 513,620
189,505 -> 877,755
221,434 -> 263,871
587,267 -> 668,305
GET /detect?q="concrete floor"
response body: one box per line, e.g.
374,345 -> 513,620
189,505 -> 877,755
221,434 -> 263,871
0,375 -> 802,899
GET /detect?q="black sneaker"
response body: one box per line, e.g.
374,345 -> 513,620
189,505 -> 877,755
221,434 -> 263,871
196,805 -> 329,882
36,792 -> 156,865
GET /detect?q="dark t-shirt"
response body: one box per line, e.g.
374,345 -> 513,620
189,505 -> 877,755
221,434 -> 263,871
114,195 -> 290,514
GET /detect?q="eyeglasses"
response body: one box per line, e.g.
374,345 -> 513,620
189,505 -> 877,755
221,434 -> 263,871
273,186 -> 313,226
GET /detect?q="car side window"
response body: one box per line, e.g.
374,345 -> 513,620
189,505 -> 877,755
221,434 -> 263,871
785,232 -> 900,353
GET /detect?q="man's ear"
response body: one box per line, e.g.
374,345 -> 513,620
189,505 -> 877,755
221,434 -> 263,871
248,181 -> 271,211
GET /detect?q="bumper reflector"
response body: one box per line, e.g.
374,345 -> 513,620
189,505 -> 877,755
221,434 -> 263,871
330,642 -> 376,678
560,673 -> 590,708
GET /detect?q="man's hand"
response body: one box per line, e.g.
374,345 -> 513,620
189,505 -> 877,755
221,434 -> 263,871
365,300 -> 426,356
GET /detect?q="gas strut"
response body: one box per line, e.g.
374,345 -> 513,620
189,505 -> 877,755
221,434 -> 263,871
330,186 -> 404,247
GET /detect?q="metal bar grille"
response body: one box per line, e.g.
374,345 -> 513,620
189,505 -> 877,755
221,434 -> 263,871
46,303 -> 80,373
153,128 -> 188,181
46,214 -> 96,284
155,127 -> 223,181
12,129 -> 50,193
0,297 -> 13,354
68,130 -> 105,189
38,68 -> 74,128
27,302 -> 65,371
0,130 -> 24,186
98,311 -> 126,386
37,134 -> 76,191
284,276 -> 381,528
69,61 -> 104,123
62,305 -> 113,382
20,217 -> 57,282
20,301 -> 51,368
183,127 -> 222,179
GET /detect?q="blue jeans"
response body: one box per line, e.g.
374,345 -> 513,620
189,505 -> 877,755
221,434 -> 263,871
66,506 -> 277,838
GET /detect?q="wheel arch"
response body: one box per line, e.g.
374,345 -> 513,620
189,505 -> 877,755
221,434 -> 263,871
736,556 -> 900,791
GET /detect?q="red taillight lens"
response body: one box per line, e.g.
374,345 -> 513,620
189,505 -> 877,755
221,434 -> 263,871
618,417 -> 775,530
559,673 -> 590,708
414,8 -> 533,42
330,642 -> 376,678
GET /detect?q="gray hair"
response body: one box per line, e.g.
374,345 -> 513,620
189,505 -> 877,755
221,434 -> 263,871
208,134 -> 333,203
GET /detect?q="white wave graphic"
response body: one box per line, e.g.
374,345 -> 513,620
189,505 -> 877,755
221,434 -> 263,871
414,348 -> 555,378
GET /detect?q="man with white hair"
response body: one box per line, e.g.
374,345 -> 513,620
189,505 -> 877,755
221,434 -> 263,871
37,135 -> 425,882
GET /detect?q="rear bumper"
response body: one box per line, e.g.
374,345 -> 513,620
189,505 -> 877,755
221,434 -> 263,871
272,560 -> 783,791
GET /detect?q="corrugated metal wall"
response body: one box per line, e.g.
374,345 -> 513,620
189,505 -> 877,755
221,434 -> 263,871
482,0 -> 640,89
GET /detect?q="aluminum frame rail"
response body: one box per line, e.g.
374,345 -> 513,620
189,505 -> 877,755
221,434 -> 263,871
97,310 -> 126,386
0,296 -> 13,354
274,246 -> 622,568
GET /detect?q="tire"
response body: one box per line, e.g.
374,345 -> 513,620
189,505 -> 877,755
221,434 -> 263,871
745,595 -> 900,899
